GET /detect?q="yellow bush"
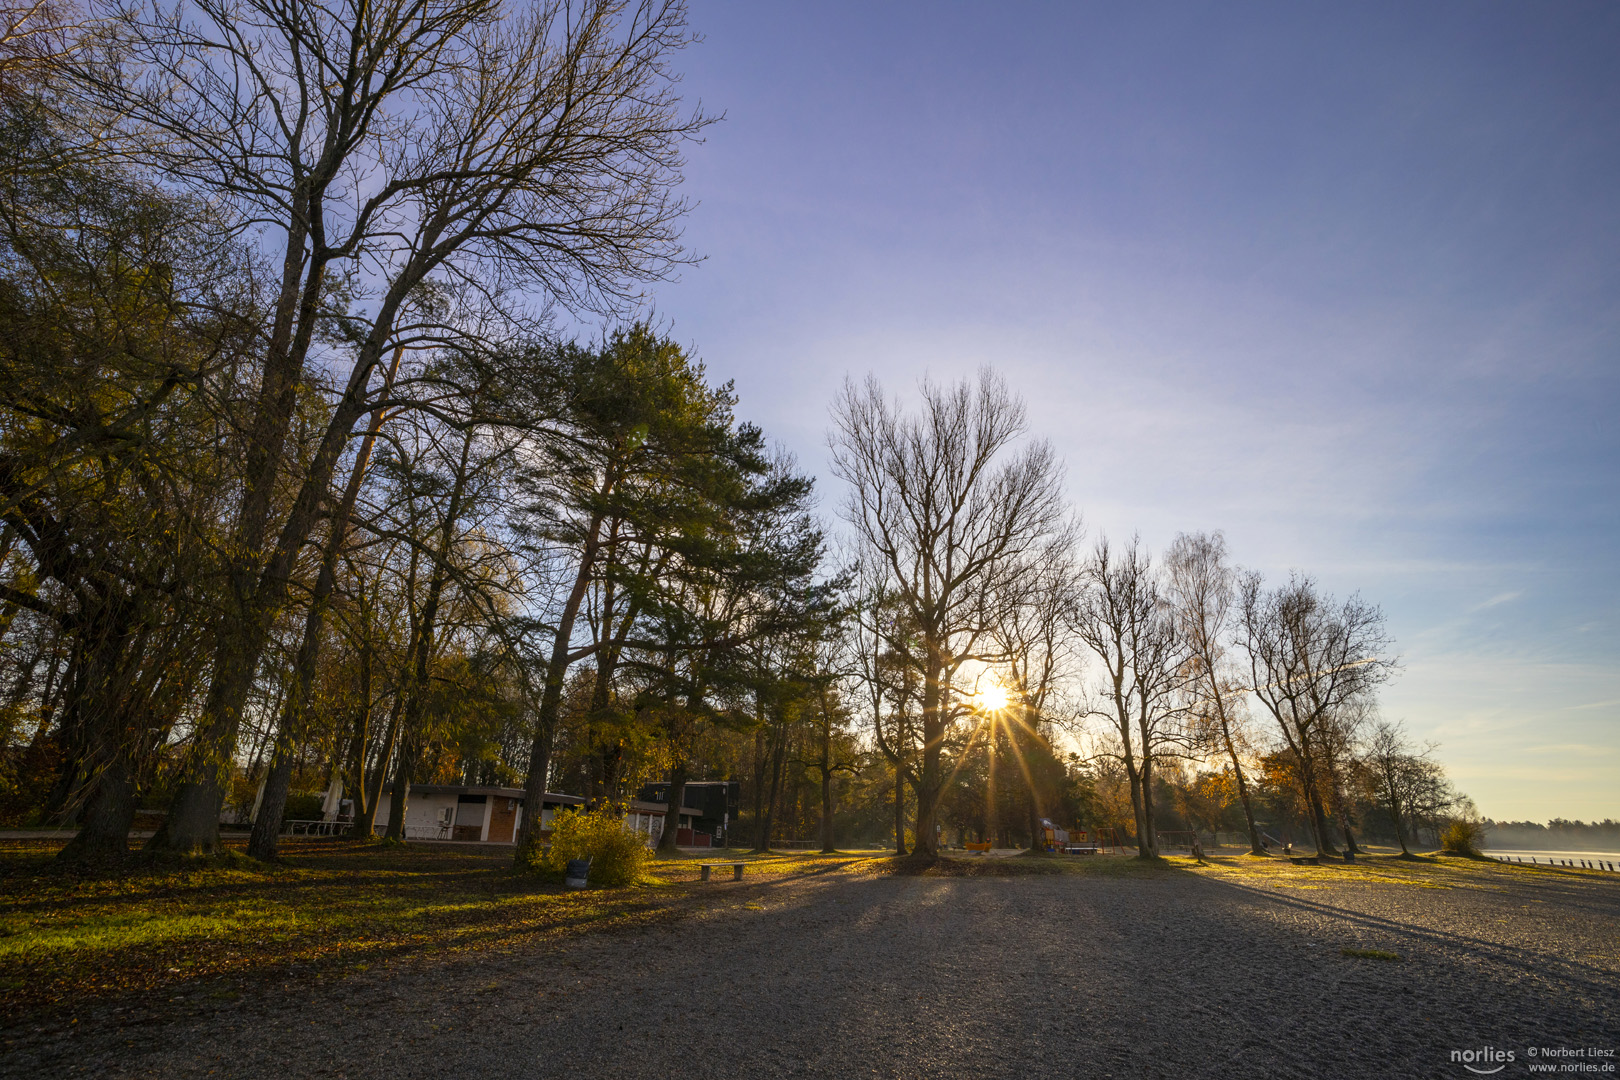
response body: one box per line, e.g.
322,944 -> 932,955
1440,817 -> 1485,856
520,806 -> 651,887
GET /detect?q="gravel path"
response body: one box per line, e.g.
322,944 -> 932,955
6,860 -> 1617,1079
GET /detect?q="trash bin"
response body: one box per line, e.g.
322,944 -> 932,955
565,857 -> 591,889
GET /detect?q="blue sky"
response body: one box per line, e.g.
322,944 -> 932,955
629,2 -> 1618,821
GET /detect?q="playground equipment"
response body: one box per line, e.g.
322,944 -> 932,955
1037,819 -> 1069,852
1091,826 -> 1125,854
1063,825 -> 1127,855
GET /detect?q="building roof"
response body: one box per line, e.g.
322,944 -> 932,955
406,785 -> 682,816
410,785 -> 581,803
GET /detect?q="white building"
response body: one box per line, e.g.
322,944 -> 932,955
370,785 -> 688,845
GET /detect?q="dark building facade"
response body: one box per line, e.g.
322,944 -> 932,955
637,780 -> 739,845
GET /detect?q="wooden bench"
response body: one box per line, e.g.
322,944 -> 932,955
699,861 -> 745,882
1065,845 -> 1099,856
964,841 -> 992,853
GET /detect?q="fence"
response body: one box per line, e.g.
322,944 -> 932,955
1155,831 -> 1199,852
1493,854 -> 1618,872
281,819 -> 354,837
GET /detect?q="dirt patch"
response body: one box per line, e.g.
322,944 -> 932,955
881,852 -> 1071,876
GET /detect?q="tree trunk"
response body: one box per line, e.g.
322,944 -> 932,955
986,727 -> 997,848
1139,754 -> 1159,857
1024,722 -> 1044,854
914,656 -> 944,856
1213,704 -> 1265,855
1231,753 -> 1264,855
1301,765 -> 1336,855
1118,734 -> 1150,858
246,356 -> 397,860
344,673 -> 373,828
249,752 -> 296,854
154,271 -> 415,854
750,713 -> 768,851
1381,775 -> 1411,855
819,722 -> 834,854
1324,759 -> 1361,856
587,590 -> 639,802
1277,716 -> 1334,856
657,761 -> 688,854
515,516 -> 605,867
354,694 -> 402,840
893,764 -> 907,855
383,734 -> 415,842
56,748 -> 137,861
755,717 -> 788,853
55,601 -> 147,853
892,704 -> 908,855
148,592 -> 274,853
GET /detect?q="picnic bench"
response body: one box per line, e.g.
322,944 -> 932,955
964,841 -> 992,852
699,861 -> 746,882
1065,844 -> 1099,856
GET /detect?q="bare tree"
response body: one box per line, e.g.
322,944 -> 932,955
1,0 -> 82,89
1363,719 -> 1451,857
851,569 -> 917,855
1314,697 -> 1371,856
65,0 -> 711,851
1239,572 -> 1395,857
830,371 -> 1065,856
1164,531 -> 1264,855
991,540 -> 1081,853
806,625 -> 859,854
1071,535 -> 1189,858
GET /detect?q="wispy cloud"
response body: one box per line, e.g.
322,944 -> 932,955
1470,590 -> 1523,612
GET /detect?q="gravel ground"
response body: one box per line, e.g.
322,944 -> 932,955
5,858 -> 1616,1079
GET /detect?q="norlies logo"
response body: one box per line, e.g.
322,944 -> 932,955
1453,1047 -> 1517,1074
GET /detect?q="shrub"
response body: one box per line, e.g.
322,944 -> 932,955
519,806 -> 650,887
281,792 -> 325,823
1440,817 -> 1486,856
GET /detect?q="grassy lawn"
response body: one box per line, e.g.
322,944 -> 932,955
1179,848 -> 1615,890
1,837 -> 1604,1022
0,837 -> 874,1018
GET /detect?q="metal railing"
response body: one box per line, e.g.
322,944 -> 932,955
281,819 -> 354,837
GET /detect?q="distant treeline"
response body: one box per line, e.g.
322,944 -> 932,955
1484,819 -> 1620,852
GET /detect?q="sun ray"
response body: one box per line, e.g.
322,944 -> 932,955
1000,718 -> 1042,803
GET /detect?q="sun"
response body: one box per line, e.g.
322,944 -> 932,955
976,681 -> 1010,712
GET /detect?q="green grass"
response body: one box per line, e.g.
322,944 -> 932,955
1341,947 -> 1401,961
0,836 -> 1596,1018
0,837 -> 850,1015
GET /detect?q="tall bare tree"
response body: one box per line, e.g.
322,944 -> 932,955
830,370 -> 1064,856
851,573 -> 917,855
1071,535 -> 1189,858
1239,572 -> 1395,857
1164,531 -> 1264,855
992,541 -> 1081,853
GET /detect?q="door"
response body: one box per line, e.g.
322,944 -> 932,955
487,797 -> 518,843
